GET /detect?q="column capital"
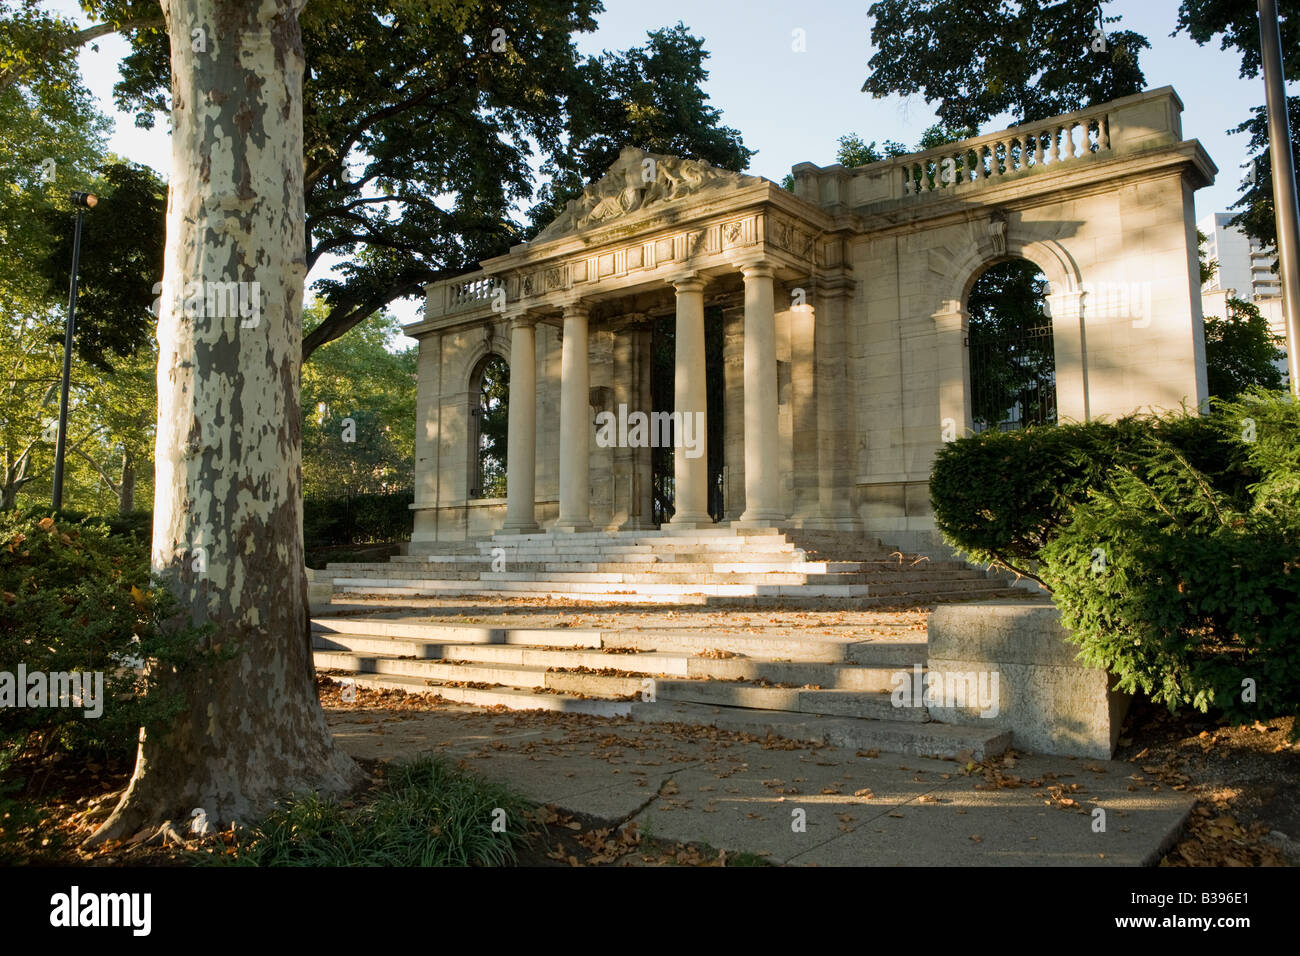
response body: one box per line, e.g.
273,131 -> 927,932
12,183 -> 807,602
671,273 -> 706,294
557,295 -> 589,318
738,258 -> 776,280
508,313 -> 539,330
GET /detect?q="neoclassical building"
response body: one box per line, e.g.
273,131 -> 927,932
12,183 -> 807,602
403,86 -> 1214,554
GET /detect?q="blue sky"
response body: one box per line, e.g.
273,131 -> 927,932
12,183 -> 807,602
51,0 -> 1289,327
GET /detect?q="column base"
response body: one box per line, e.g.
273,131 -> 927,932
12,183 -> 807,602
667,512 -> 714,529
734,509 -> 786,527
500,519 -> 539,534
551,522 -> 593,533
789,516 -> 863,532
617,517 -> 658,531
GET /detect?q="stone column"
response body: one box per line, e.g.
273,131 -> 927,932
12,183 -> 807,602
809,277 -> 860,529
613,316 -> 655,530
934,305 -> 972,440
1046,287 -> 1087,423
737,262 -> 784,525
669,276 -> 711,527
721,304 -> 745,520
410,330 -> 442,549
501,315 -> 539,533
555,299 -> 591,531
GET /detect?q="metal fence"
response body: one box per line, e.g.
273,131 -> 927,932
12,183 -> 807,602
969,322 -> 1058,432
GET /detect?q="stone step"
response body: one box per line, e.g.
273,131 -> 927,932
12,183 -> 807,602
310,615 -> 602,648
631,700 -> 1011,760
601,631 -> 928,666
311,634 -> 914,690
315,650 -> 650,697
331,582 -> 1026,606
321,670 -> 631,717
325,566 -> 999,593
330,577 -> 873,597
651,679 -> 926,721
330,572 -> 1007,596
471,547 -> 804,560
476,570 -> 870,585
488,527 -> 787,543
316,650 -> 550,688
311,617 -> 928,664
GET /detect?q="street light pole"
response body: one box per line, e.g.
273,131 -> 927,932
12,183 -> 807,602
1258,0 -> 1300,397
51,191 -> 97,511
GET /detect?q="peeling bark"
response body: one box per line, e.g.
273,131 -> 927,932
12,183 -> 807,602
90,0 -> 360,845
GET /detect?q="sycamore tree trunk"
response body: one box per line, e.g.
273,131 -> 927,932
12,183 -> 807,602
91,0 -> 359,843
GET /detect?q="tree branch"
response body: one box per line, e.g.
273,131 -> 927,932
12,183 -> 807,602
0,16 -> 165,93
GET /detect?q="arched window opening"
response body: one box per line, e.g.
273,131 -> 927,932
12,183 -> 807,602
967,260 -> 1057,432
469,354 -> 509,498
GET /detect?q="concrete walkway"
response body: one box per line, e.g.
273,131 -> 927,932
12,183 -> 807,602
326,699 -> 1192,866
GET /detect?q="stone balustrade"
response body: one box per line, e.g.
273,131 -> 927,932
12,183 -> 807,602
899,109 -> 1110,196
429,270 -> 499,319
791,86 -> 1188,211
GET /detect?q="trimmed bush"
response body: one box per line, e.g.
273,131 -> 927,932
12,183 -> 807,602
302,490 -> 413,550
930,413 -> 1245,586
930,390 -> 1300,725
929,419 -> 1131,584
0,512 -> 208,765
1040,395 -> 1300,722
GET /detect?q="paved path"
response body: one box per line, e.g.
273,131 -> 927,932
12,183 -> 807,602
326,699 -> 1192,866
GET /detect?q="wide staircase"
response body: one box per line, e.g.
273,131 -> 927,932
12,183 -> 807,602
322,526 -> 1023,607
312,527 -> 1029,759
312,608 -> 1012,758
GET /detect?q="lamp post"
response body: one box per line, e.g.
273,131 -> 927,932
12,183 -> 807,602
50,190 -> 97,511
1257,0 -> 1300,397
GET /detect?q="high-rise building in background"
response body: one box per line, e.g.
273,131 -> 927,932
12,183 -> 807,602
1198,211 -> 1289,379
1199,212 -> 1281,298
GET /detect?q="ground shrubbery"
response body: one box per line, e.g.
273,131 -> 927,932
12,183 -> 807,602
931,391 -> 1300,724
0,512 -> 208,794
302,490 -> 413,551
215,756 -> 531,866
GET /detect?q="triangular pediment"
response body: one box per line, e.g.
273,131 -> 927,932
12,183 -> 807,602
534,147 -> 763,243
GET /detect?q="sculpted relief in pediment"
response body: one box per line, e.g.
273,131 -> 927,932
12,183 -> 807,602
535,147 -> 763,242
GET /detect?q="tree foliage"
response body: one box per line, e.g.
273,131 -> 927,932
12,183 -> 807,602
530,23 -> 754,233
301,303 -> 416,498
87,1 -> 750,358
1175,1 -> 1300,256
1203,297 -> 1287,400
37,161 -> 166,372
861,0 -> 1148,130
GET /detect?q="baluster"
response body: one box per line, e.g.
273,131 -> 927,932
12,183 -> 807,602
1097,114 -> 1110,151
1033,132 -> 1044,167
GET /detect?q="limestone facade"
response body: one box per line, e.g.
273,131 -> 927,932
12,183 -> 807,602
405,87 -> 1215,553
